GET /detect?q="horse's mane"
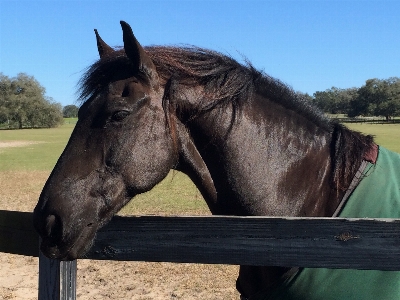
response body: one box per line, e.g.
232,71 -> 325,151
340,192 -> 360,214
79,46 -> 330,129
78,45 -> 375,194
146,46 -> 333,131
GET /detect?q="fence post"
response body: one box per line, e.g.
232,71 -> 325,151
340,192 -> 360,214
60,260 -> 77,300
38,249 -> 77,300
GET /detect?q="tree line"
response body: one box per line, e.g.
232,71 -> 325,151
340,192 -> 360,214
0,73 -> 64,129
306,77 -> 400,120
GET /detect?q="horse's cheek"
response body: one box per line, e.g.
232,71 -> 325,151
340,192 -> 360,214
118,132 -> 174,193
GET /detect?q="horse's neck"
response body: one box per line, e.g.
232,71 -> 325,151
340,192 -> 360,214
177,92 -> 348,299
187,97 -> 340,217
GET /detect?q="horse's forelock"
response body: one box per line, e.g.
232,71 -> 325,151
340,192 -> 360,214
77,49 -> 154,105
77,51 -> 132,104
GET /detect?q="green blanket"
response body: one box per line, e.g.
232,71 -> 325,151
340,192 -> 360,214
255,146 -> 400,300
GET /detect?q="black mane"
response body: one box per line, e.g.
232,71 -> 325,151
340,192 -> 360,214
78,46 -> 332,130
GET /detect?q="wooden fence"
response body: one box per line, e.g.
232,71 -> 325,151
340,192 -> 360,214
332,117 -> 400,124
1,209 -> 400,299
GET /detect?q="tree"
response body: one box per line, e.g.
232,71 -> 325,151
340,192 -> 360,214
63,105 -> 79,118
313,87 -> 356,115
0,73 -> 63,128
295,91 -> 314,103
348,78 -> 400,120
0,74 -> 12,125
374,77 -> 400,120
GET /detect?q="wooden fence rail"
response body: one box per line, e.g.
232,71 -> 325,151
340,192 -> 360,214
1,210 -> 400,299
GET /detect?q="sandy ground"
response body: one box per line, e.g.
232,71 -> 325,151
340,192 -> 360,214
0,170 -> 240,299
0,141 -> 43,149
0,255 -> 239,300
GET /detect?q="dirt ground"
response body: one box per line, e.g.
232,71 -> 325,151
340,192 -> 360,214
0,255 -> 239,300
0,141 -> 42,149
0,171 -> 240,299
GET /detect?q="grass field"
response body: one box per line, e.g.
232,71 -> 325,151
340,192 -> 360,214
0,119 -> 76,171
345,123 -> 400,154
0,120 -> 399,214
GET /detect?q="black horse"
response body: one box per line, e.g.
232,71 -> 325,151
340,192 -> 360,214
34,21 -> 400,299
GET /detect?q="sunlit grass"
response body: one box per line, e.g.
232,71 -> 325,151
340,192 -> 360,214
0,119 -> 76,171
119,171 -> 208,216
0,118 -> 399,215
345,123 -> 400,154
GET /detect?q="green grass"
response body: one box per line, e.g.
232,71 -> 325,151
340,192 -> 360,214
119,171 -> 208,215
345,123 -> 400,154
1,118 -> 399,215
0,119 -> 76,171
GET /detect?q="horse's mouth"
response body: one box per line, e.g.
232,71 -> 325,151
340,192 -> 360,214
40,223 -> 97,261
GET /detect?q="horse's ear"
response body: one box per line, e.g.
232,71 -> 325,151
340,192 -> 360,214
120,21 -> 155,75
94,29 -> 114,58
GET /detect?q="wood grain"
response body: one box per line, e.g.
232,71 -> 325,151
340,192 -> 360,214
2,211 -> 400,270
88,215 -> 400,270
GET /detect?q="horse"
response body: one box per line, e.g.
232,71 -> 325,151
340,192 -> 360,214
33,21 -> 400,299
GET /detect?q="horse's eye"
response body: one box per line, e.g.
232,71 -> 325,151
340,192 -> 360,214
111,110 -> 130,122
121,86 -> 129,97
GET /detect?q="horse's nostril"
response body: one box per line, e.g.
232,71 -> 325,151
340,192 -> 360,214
45,215 -> 57,238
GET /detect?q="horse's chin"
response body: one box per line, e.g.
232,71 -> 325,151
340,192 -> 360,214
40,225 -> 97,261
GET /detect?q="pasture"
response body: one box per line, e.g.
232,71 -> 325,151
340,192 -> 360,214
0,120 -> 399,299
346,122 -> 400,154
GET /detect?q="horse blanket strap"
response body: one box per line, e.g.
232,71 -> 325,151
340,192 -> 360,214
246,146 -> 400,300
333,143 -> 378,217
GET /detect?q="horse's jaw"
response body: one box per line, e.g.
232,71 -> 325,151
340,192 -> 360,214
173,120 -> 219,213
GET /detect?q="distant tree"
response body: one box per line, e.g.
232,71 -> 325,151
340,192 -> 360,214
313,89 -> 333,113
296,91 -> 314,103
348,78 -> 400,120
374,77 -> 400,120
63,105 -> 79,118
0,74 -> 12,125
0,73 -> 63,129
313,87 -> 356,115
40,103 -> 63,128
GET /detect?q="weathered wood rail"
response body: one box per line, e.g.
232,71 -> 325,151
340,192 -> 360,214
1,210 -> 400,299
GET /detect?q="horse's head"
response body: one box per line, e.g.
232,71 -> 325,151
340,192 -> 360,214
33,22 -> 185,260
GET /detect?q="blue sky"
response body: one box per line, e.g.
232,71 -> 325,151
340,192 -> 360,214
1,0 -> 399,106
